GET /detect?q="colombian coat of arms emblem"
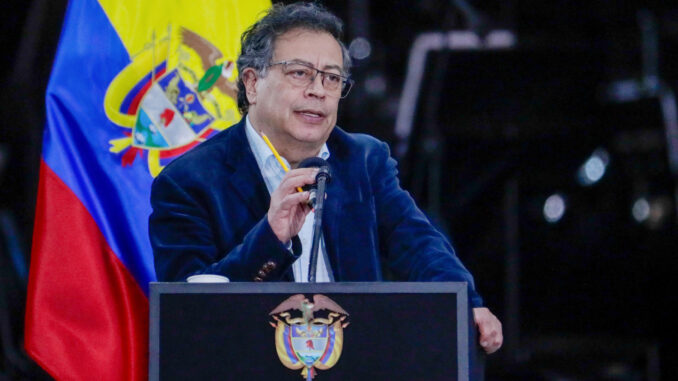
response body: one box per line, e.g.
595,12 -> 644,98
104,26 -> 241,177
269,294 -> 350,380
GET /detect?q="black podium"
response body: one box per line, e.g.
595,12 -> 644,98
149,282 -> 483,381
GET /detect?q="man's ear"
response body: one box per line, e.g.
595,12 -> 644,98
241,68 -> 258,105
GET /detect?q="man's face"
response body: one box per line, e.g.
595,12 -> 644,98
247,28 -> 344,151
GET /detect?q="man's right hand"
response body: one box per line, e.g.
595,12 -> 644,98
267,168 -> 318,243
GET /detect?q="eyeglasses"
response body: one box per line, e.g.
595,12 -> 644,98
268,60 -> 354,98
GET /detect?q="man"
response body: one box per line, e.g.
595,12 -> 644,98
150,2 -> 502,354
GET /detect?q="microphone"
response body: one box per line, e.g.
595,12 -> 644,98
298,157 -> 331,208
297,157 -> 331,282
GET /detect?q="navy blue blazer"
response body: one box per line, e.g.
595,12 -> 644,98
149,119 -> 483,307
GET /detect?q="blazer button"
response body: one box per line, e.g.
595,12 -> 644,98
257,270 -> 267,278
253,276 -> 263,282
264,261 -> 277,271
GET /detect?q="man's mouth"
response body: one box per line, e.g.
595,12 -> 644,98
295,109 -> 326,118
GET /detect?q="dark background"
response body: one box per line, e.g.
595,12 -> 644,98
1,0 -> 678,380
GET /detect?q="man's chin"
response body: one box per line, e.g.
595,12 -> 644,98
290,125 -> 333,145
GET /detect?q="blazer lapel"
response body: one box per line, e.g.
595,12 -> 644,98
322,134 -> 364,280
223,121 -> 271,220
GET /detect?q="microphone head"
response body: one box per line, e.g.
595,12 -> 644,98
298,157 -> 327,169
298,157 -> 331,207
298,157 -> 331,183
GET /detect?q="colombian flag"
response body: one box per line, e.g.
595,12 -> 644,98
25,0 -> 269,379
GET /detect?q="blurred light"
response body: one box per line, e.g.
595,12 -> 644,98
485,30 -> 516,48
632,197 -> 650,222
583,157 -> 605,182
577,148 -> 610,186
349,37 -> 371,60
543,194 -> 566,223
364,73 -> 387,97
448,31 -> 481,48
633,196 -> 673,229
605,79 -> 643,102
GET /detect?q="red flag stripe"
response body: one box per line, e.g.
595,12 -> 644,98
25,161 -> 148,381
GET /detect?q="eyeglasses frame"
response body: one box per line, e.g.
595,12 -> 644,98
267,60 -> 354,98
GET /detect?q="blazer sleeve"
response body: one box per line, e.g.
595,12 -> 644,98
368,141 -> 484,307
149,171 -> 300,282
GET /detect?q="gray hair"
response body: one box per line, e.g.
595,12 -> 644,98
236,2 -> 352,114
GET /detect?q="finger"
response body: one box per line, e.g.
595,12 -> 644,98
480,330 -> 499,348
291,202 -> 313,227
277,169 -> 318,194
281,168 -> 318,183
486,317 -> 500,333
298,201 -> 312,216
486,330 -> 502,353
479,328 -> 492,347
483,342 -> 501,354
279,191 -> 311,210
290,197 -> 313,219
479,320 -> 503,354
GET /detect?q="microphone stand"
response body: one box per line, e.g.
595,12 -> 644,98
307,166 -> 329,283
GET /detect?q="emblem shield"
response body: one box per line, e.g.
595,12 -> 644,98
291,324 -> 329,366
133,69 -> 215,150
270,294 -> 349,380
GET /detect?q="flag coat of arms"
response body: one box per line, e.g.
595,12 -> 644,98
25,0 -> 269,379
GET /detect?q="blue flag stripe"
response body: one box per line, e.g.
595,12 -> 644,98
44,0 -> 156,293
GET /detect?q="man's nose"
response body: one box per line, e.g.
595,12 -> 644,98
305,72 -> 326,97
